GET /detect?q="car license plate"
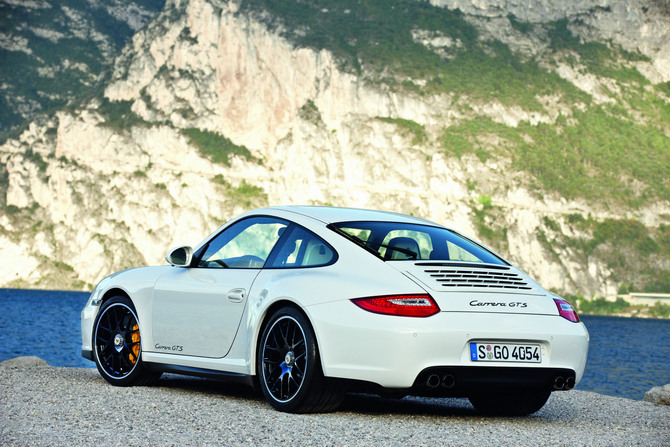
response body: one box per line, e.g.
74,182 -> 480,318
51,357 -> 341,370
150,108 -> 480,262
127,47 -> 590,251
470,342 -> 541,363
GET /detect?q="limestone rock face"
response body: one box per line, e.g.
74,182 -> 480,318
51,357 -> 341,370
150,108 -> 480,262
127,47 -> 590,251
429,0 -> 670,82
0,0 -> 668,296
0,0 -> 165,134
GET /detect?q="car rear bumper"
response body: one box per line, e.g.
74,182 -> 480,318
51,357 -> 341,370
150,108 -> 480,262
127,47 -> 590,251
307,300 -> 589,390
410,366 -> 576,397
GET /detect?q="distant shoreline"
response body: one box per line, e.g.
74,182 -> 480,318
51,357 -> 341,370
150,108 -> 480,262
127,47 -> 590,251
579,311 -> 670,320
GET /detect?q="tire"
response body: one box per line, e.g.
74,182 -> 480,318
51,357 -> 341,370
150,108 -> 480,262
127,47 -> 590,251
257,307 -> 343,413
92,296 -> 160,386
468,389 -> 551,416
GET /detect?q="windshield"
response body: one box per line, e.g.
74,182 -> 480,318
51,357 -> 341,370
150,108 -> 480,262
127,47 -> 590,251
330,221 -> 506,265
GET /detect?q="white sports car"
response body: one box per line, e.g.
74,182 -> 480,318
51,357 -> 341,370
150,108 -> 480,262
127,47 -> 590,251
81,206 -> 589,415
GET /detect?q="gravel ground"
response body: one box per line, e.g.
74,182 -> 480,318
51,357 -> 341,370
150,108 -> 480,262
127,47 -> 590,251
1,358 -> 668,446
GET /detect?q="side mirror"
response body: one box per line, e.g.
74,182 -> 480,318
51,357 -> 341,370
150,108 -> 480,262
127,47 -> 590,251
165,246 -> 193,267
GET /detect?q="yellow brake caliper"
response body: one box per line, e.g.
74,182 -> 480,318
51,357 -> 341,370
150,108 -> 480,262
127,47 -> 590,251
129,324 -> 140,364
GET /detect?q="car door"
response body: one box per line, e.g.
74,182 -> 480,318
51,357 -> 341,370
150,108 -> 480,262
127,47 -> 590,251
151,216 -> 289,358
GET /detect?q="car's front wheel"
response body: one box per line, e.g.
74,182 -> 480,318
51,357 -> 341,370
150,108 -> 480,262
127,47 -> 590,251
257,307 -> 342,413
93,296 -> 160,386
468,389 -> 551,416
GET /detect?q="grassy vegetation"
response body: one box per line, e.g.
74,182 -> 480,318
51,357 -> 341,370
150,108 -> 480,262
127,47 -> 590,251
377,117 -> 427,144
471,194 -> 508,251
97,98 -> 151,131
548,19 -> 650,84
649,301 -> 670,318
541,216 -> 670,294
564,294 -> 670,318
25,149 -> 48,172
440,117 -> 500,162
642,270 -> 670,294
589,219 -> 661,257
182,128 -> 256,167
577,296 -> 630,315
507,14 -> 534,35
4,205 -> 20,214
440,108 -> 670,205
212,174 -> 267,208
299,100 -> 323,126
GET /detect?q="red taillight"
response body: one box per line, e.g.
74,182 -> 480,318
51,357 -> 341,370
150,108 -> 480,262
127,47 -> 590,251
351,294 -> 440,317
554,298 -> 580,322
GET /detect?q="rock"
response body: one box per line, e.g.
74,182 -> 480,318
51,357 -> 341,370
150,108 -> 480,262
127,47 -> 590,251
644,384 -> 670,405
0,356 -> 49,367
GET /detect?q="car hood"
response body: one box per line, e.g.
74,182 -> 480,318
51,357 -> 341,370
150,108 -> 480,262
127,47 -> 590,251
390,261 -> 559,316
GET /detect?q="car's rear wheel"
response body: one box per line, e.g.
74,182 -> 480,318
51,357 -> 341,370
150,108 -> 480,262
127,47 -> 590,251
93,296 -> 160,386
468,389 -> 551,416
257,307 -> 342,413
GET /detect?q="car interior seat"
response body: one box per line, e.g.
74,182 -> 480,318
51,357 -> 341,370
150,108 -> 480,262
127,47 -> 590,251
303,241 -> 332,266
385,237 -> 420,260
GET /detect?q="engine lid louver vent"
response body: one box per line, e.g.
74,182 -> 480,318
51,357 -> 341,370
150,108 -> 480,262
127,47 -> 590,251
423,266 -> 532,290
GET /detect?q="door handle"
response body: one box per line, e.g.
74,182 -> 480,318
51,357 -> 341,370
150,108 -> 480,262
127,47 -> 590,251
226,288 -> 246,303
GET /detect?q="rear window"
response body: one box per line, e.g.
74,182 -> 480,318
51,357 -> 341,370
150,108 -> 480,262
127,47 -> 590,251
330,221 -> 506,265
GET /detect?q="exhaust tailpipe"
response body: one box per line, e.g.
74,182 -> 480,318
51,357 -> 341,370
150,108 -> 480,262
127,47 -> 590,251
441,374 -> 456,389
553,376 -> 565,390
426,374 -> 440,389
564,376 -> 575,390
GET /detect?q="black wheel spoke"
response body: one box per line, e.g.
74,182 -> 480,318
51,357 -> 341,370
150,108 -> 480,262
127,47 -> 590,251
278,323 -> 288,345
101,350 -> 114,365
290,324 -> 297,346
271,330 -> 281,350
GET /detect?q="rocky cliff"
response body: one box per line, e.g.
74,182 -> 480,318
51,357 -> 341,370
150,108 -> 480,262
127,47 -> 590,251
1,0 -> 669,297
0,0 -> 166,134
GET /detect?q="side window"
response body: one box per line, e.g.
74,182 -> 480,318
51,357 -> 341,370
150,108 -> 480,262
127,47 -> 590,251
267,226 -> 336,268
197,217 -> 288,269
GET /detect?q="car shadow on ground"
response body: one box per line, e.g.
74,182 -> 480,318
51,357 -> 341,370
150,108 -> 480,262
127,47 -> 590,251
150,374 -> 497,418
340,393 -> 479,417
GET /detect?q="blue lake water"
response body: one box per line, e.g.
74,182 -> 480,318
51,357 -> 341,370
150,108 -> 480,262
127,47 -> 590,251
0,288 -> 668,400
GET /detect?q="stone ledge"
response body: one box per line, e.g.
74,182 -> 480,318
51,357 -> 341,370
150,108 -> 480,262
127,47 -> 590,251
644,383 -> 670,405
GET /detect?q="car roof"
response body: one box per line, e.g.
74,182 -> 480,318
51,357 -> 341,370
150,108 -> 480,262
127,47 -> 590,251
261,206 -> 443,227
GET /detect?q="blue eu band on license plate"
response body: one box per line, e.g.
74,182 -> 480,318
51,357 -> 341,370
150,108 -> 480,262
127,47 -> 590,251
470,342 -> 541,363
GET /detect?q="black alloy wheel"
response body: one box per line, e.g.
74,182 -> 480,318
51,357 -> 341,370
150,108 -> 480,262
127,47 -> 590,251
258,307 -> 342,413
261,314 -> 308,403
93,296 -> 159,386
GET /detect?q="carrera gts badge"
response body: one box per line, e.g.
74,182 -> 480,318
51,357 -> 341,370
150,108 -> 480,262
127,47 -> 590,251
469,300 -> 527,308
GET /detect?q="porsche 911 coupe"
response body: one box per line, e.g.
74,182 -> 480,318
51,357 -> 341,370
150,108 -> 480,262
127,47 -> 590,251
81,206 -> 589,415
